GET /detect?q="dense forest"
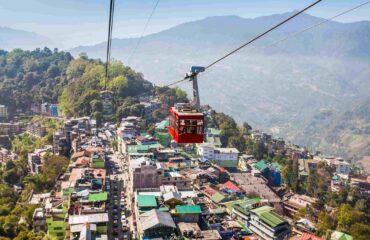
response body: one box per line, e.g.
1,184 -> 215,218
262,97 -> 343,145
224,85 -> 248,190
0,48 -> 188,125
0,48 -> 72,114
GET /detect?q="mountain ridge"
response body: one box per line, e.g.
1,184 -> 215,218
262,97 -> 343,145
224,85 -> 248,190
69,12 -> 370,159
0,26 -> 52,51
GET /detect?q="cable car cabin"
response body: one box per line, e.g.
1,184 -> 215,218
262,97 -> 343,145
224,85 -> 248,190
168,105 -> 204,144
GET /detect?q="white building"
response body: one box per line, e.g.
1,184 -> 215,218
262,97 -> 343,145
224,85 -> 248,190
197,143 -> 215,161
248,206 -> 290,240
197,144 -> 239,168
329,158 -> 351,175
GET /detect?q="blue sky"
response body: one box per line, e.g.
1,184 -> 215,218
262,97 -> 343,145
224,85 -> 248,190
0,0 -> 369,48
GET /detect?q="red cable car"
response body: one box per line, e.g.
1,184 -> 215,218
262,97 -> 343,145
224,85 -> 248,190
168,66 -> 205,144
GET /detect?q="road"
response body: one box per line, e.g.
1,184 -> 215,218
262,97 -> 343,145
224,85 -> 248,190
107,153 -> 130,240
108,152 -> 138,239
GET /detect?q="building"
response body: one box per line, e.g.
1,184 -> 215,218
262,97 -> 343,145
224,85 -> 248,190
27,122 -> 46,137
50,104 -> 59,117
248,206 -> 290,240
197,144 -> 239,168
0,148 -> 17,163
0,105 -> 8,119
328,158 -> 351,175
32,208 -> 47,232
213,148 -> 239,168
283,194 -> 316,218
197,143 -> 215,161
130,158 -> 191,190
174,205 -> 202,223
138,209 -> 176,239
0,122 -> 23,135
131,159 -> 163,190
53,130 -> 70,156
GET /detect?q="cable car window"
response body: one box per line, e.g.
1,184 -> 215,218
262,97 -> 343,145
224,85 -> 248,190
197,126 -> 203,134
180,119 -> 185,125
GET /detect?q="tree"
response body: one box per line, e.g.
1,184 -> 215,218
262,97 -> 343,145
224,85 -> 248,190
337,204 -> 365,233
350,223 -> 370,240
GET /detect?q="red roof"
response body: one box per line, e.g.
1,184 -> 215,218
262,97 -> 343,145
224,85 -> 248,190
76,157 -> 90,166
299,233 -> 324,240
223,181 -> 242,192
203,186 -> 218,197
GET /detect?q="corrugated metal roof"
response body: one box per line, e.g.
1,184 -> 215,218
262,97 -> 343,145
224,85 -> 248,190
211,192 -> 226,203
68,213 -> 108,225
251,206 -> 286,228
141,209 -> 176,231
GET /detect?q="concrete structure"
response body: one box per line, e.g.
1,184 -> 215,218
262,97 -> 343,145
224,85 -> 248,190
197,144 -> 239,168
248,206 -> 290,240
32,208 -> 47,232
27,122 -> 46,137
0,105 -> 8,119
0,122 -> 23,135
0,147 -> 17,163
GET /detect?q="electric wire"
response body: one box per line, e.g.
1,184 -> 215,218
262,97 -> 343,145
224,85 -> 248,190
264,0 -> 370,50
104,0 -> 115,90
127,0 -> 369,99
204,0 -> 322,70
126,0 -> 161,66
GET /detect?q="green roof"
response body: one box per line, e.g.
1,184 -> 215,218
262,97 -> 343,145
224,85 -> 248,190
271,162 -> 282,171
128,144 -> 163,154
332,231 -> 353,240
251,206 -> 286,228
254,160 -> 269,171
137,195 -> 157,207
212,159 -> 238,168
155,119 -> 168,130
332,175 -> 340,180
211,192 -> 227,203
128,145 -> 151,153
176,205 -> 201,214
207,128 -> 221,135
159,207 -> 170,212
88,192 -> 108,202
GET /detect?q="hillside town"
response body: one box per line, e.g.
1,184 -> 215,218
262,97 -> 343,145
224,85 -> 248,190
1,96 -> 368,240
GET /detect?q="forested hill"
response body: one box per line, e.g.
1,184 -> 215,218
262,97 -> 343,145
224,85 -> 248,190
0,48 -> 187,123
0,48 -> 73,113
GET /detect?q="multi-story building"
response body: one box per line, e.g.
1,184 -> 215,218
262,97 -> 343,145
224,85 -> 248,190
197,143 -> 215,161
0,148 -> 18,163
197,144 -> 239,167
0,105 -> 8,119
130,158 -> 192,190
327,158 -> 351,175
213,148 -> 239,168
28,145 -> 53,174
27,122 -> 46,137
32,208 -> 47,232
0,122 -> 23,135
248,206 -> 290,240
53,130 -> 70,156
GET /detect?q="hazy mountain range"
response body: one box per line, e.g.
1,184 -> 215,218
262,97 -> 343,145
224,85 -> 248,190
0,27 -> 52,50
69,12 -> 370,159
3,12 -> 370,159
